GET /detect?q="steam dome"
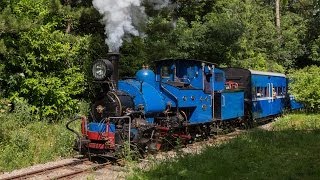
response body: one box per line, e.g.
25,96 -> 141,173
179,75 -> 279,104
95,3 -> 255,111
136,66 -> 156,87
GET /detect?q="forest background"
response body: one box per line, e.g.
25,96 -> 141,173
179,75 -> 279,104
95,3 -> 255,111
0,0 -> 320,117
0,0 -> 320,171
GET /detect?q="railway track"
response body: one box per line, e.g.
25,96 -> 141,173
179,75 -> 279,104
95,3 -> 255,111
0,158 -> 111,180
0,123 -> 273,180
0,130 -> 247,180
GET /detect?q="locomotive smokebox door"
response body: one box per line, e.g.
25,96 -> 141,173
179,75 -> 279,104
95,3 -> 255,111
92,59 -> 114,81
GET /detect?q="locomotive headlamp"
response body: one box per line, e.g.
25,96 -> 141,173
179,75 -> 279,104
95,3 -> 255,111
92,59 -> 114,81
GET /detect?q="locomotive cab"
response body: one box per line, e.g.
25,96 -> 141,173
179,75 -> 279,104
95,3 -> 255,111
155,59 -> 244,123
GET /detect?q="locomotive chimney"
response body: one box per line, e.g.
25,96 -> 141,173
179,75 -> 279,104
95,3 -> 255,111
108,52 -> 120,88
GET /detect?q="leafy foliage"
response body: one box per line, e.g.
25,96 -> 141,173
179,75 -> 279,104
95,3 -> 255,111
311,36 -> 320,61
141,0 -> 307,72
120,37 -> 148,77
0,98 -> 87,172
0,0 -> 94,118
288,65 -> 320,112
0,117 -> 77,171
0,0 -> 319,117
0,0 -> 320,172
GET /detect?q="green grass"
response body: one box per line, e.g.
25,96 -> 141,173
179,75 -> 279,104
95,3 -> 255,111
128,113 -> 320,180
273,112 -> 320,130
0,117 -> 80,172
0,99 -> 84,172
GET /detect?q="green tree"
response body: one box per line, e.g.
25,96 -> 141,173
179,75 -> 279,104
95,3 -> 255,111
0,0 -> 93,119
281,0 -> 320,66
142,0 -> 306,72
288,65 -> 320,112
120,37 -> 148,77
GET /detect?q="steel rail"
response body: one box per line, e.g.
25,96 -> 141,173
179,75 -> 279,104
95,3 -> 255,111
49,162 -> 111,180
1,158 -> 88,180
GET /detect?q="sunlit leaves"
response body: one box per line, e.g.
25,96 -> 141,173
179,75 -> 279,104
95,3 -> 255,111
288,65 -> 320,112
0,0 -> 91,119
310,36 -> 320,61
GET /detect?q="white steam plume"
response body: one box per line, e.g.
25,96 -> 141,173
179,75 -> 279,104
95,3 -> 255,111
92,0 -> 144,52
147,0 -> 170,10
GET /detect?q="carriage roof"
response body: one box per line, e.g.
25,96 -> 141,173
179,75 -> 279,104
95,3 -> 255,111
249,70 -> 286,78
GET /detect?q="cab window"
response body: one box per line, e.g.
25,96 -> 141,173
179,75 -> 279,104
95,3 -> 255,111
215,73 -> 224,82
161,66 -> 170,78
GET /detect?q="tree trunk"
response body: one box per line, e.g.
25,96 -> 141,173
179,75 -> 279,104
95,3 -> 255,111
66,19 -> 71,34
65,0 -> 71,34
275,0 -> 281,36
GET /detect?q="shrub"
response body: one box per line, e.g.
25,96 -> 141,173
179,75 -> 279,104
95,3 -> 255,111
0,99 -> 86,172
288,65 -> 320,112
0,98 -> 12,113
0,116 -> 79,172
0,1 -> 91,119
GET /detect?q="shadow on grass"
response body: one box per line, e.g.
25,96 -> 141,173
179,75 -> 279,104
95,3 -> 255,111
129,130 -> 320,180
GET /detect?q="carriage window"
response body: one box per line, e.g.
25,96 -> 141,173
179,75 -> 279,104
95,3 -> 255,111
161,66 -> 170,78
283,87 -> 286,95
277,87 -> 282,96
252,87 -> 256,98
272,87 -> 277,97
215,73 -> 224,82
264,87 -> 269,97
256,87 -> 263,97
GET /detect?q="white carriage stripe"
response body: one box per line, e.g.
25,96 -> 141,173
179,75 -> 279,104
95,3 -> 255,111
249,70 -> 286,77
253,96 -> 285,101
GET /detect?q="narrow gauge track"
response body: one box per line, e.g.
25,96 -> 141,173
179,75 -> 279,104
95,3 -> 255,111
0,158 -> 111,180
0,123 -> 272,180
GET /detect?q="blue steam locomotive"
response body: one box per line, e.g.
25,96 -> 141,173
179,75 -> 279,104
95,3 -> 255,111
67,53 -> 302,157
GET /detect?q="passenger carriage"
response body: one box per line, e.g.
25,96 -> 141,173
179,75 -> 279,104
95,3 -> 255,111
223,68 -> 290,121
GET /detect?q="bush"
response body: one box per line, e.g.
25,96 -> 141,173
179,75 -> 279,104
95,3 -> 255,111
288,65 -> 320,112
0,99 -> 86,172
0,1 -> 91,119
0,98 -> 12,113
0,115 -> 80,172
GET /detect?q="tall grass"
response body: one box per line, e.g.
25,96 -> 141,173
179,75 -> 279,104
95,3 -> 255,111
273,112 -> 320,130
0,99 -> 85,172
129,113 -> 320,180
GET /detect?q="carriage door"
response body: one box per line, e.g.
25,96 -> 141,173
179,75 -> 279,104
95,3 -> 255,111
269,81 -> 281,116
268,82 -> 273,115
269,79 -> 284,115
266,82 -> 273,116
